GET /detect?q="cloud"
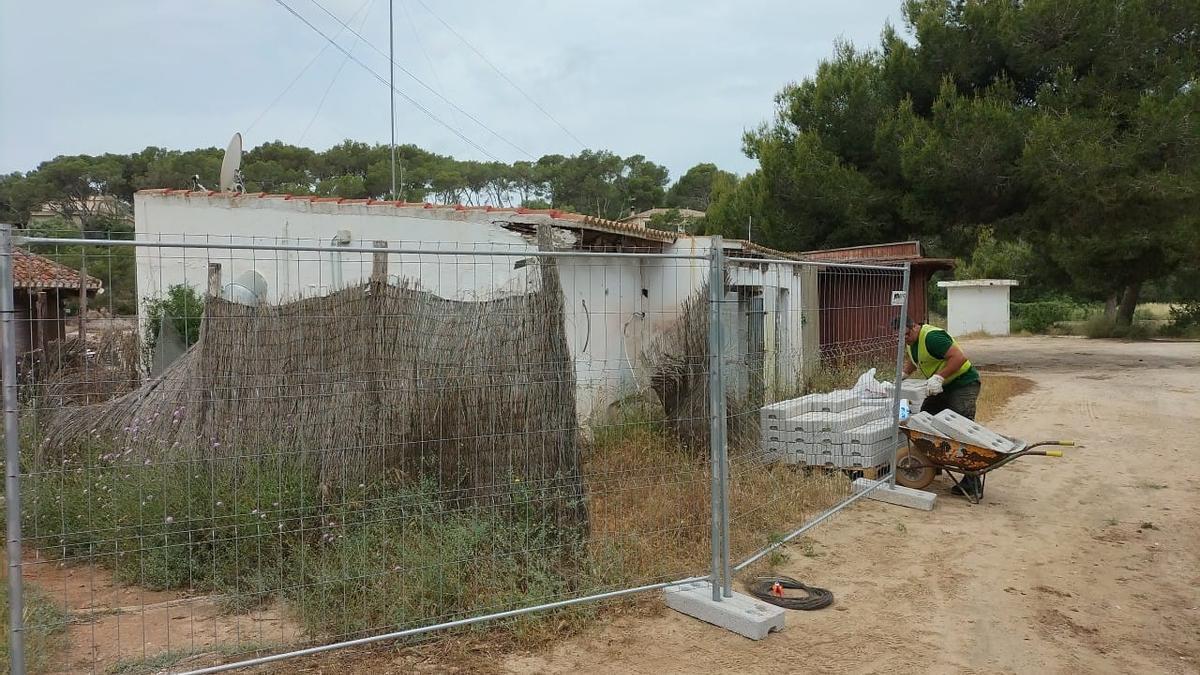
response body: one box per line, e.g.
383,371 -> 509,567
0,0 -> 900,180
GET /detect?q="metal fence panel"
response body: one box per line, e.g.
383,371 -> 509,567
721,257 -> 910,575
3,229 -> 908,673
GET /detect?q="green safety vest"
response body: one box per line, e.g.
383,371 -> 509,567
911,324 -> 973,384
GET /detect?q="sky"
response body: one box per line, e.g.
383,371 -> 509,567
0,0 -> 903,181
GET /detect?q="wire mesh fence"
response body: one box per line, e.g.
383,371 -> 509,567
2,227 -> 908,674
721,259 -> 910,580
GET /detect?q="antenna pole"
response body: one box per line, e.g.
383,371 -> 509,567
389,0 -> 397,199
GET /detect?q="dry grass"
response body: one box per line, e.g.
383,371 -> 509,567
584,422 -> 856,586
976,374 -> 1036,424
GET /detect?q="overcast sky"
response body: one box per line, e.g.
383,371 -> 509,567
0,0 -> 901,181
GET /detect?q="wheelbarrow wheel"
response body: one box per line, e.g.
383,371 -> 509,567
895,445 -> 935,490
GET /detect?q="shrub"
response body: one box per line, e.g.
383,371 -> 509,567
1010,300 -> 1084,333
1160,301 -> 1200,337
143,284 -> 205,355
1082,316 -> 1153,340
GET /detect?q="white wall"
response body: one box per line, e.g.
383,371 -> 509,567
944,285 -> 1013,336
134,194 -> 813,421
134,193 -> 538,307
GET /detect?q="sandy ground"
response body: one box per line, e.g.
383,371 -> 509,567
19,555 -> 301,674
499,337 -> 1200,675
17,336 -> 1199,673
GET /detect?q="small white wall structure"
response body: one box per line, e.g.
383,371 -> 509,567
937,279 -> 1019,336
133,190 -> 815,422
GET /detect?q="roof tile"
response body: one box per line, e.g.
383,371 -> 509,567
11,248 -> 103,290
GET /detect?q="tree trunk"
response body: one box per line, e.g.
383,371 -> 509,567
1104,294 -> 1118,319
1116,283 -> 1141,327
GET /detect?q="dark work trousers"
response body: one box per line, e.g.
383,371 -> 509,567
919,380 -> 981,421
920,380 -> 983,494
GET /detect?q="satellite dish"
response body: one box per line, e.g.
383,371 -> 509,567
219,132 -> 245,194
222,269 -> 268,306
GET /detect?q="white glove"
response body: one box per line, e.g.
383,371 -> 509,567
926,374 -> 944,396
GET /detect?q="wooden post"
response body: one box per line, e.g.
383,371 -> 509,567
207,263 -> 222,298
371,240 -> 388,284
35,291 -> 48,363
77,256 -> 88,342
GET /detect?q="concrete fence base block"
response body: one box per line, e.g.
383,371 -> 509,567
853,478 -> 937,511
664,581 -> 785,640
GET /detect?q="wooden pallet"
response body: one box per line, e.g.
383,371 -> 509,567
795,459 -> 893,480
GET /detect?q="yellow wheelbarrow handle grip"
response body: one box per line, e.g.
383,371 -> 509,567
1045,450 -> 1064,457
1058,441 -> 1076,447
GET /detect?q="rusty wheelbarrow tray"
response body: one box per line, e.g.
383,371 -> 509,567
895,426 -> 1073,503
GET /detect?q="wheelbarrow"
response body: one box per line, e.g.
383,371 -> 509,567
895,426 -> 1072,504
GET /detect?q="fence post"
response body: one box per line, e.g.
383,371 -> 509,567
371,240 -> 388,283
717,248 -> 732,599
707,236 -> 727,601
207,263 -> 222,298
1,223 -> 26,675
888,263 -> 912,488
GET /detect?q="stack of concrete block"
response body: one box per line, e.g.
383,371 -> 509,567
760,388 -> 905,469
760,392 -> 859,461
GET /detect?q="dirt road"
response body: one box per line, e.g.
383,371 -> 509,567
503,337 -> 1200,674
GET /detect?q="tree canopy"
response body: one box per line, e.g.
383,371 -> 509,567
0,144 -> 686,226
704,0 -> 1200,323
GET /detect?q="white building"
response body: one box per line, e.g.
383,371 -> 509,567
134,189 -> 818,420
937,279 -> 1019,336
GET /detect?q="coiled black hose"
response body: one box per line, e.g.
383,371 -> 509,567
746,576 -> 834,610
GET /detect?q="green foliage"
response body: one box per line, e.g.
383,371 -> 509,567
1010,300 -> 1092,334
22,217 -> 138,314
5,142 -> 679,228
709,0 -> 1200,324
1160,301 -> 1200,338
1082,315 -> 1153,340
645,208 -> 695,233
143,284 -> 204,353
23,442 -> 595,639
665,163 -> 734,211
1,583 -> 69,673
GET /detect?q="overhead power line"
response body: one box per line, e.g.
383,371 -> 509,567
272,0 -> 503,161
304,0 -> 535,159
413,0 -> 587,150
299,0 -> 377,143
248,0 -> 375,135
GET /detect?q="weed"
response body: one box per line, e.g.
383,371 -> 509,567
1104,517 -> 1120,527
895,522 -> 908,535
104,642 -> 280,675
1135,481 -> 1168,490
1,582 -> 70,674
800,540 -> 823,558
1082,316 -> 1154,340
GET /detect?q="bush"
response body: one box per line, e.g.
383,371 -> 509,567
143,284 -> 205,355
1,583 -> 69,673
1160,301 -> 1200,337
1082,316 -> 1153,340
1010,300 -> 1089,333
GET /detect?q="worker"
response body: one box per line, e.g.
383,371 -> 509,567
895,316 -> 983,498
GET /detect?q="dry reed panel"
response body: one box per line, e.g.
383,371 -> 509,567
41,265 -> 583,511
646,283 -> 713,451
